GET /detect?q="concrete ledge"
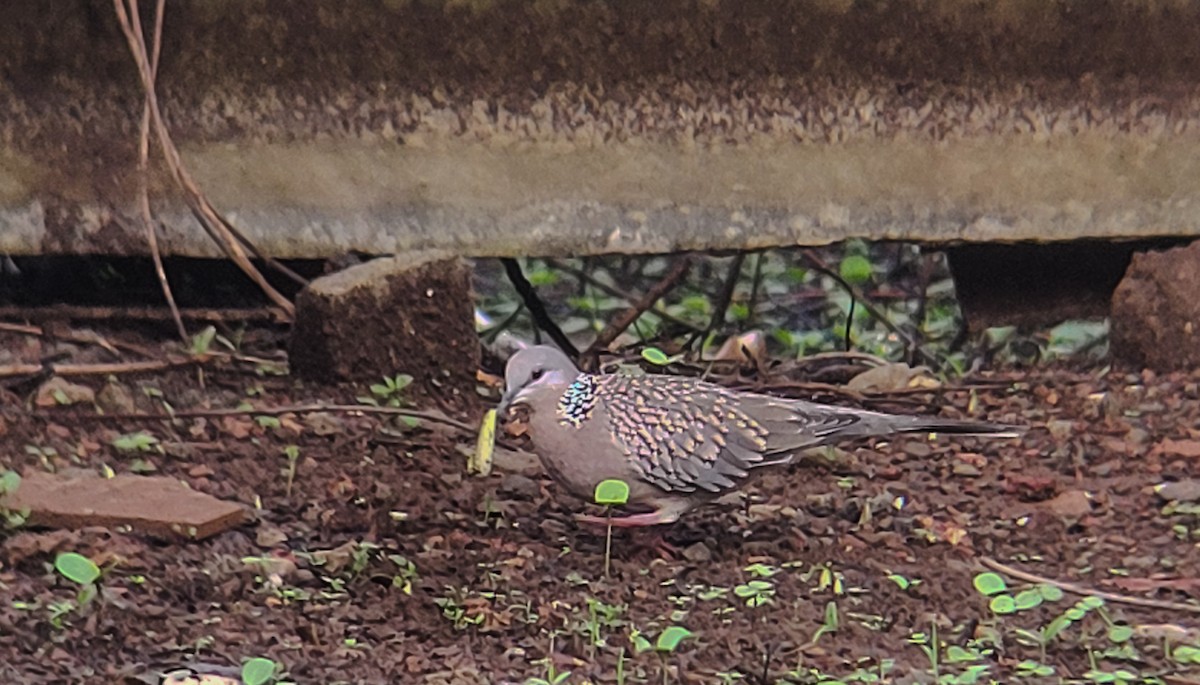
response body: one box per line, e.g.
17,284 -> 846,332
4,0 -> 1200,257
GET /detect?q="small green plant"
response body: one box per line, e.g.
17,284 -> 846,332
435,586 -> 485,631
388,554 -> 418,595
49,552 -> 102,628
972,571 -> 1063,616
1174,644 -> 1200,665
734,579 -> 774,607
282,444 -> 300,497
641,347 -> 684,366
190,325 -> 217,356
256,415 -> 282,430
111,431 -> 160,453
908,622 -> 942,683
1015,659 -> 1056,678
526,632 -> 571,685
811,601 -> 839,644
734,566 -> 776,608
887,572 -> 921,591
0,470 -> 29,528
361,373 -> 414,407
579,597 -> 626,651
594,478 -> 630,577
241,657 -> 279,685
632,625 -> 694,685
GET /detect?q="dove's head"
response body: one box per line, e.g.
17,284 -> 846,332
497,345 -> 579,415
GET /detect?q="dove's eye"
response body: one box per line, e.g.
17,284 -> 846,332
531,369 -> 546,381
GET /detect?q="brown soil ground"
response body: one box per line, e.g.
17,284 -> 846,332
1,328 -> 1199,684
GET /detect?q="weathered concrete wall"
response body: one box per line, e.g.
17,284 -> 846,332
3,0 -> 1200,258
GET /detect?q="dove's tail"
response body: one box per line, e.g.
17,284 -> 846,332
891,416 -> 1025,439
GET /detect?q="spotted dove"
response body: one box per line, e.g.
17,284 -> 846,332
499,345 -> 1021,527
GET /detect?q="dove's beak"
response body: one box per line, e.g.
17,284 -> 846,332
496,389 -> 515,417
497,385 -> 536,418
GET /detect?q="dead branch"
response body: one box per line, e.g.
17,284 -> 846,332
0,321 -> 153,358
582,255 -> 694,368
0,305 -> 290,324
703,252 -> 746,342
0,357 -> 199,379
112,0 -> 300,318
36,403 -> 475,434
500,258 -> 580,358
542,258 -> 701,334
135,0 -> 186,343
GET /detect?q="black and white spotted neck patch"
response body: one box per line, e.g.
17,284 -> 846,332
557,374 -> 599,428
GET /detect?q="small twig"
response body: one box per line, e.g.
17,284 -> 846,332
844,296 -> 856,351
500,258 -> 579,358
703,252 -> 745,343
910,249 -> 935,366
980,557 -> 1200,614
582,255 -> 693,368
135,0 -> 186,344
0,321 -> 153,358
38,403 -> 475,434
543,259 -> 701,334
0,305 -> 289,324
800,249 -> 939,367
481,304 -> 525,345
0,357 -> 199,379
747,251 -> 765,328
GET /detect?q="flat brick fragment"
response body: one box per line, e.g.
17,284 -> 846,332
1,471 -> 247,541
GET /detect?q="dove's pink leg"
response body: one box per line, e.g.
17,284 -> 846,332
575,510 -> 680,527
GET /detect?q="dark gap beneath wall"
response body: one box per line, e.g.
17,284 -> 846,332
0,255 -> 330,308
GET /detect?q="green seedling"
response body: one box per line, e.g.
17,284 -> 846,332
241,657 -> 278,685
1015,659 -> 1056,678
256,415 -> 282,430
641,347 -> 684,366
972,571 -> 1062,615
51,552 -> 102,627
111,431 -> 160,453
632,626 -> 693,685
526,632 -> 571,685
1013,595 -> 1121,662
887,573 -> 921,591
360,373 -> 414,407
0,470 -> 29,528
388,554 -> 418,595
733,579 -> 775,607
594,479 -> 630,577
1174,645 -> 1200,664
811,600 -> 839,644
815,563 -> 845,595
190,325 -> 217,356
435,586 -> 485,631
744,562 -> 778,578
282,444 -> 300,497
1083,648 -> 1141,685
907,622 -> 941,683
580,597 -> 626,652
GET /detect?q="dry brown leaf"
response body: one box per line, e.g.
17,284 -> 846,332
846,362 -> 936,393
1155,438 -> 1200,458
1042,489 -> 1093,518
712,330 -> 768,367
